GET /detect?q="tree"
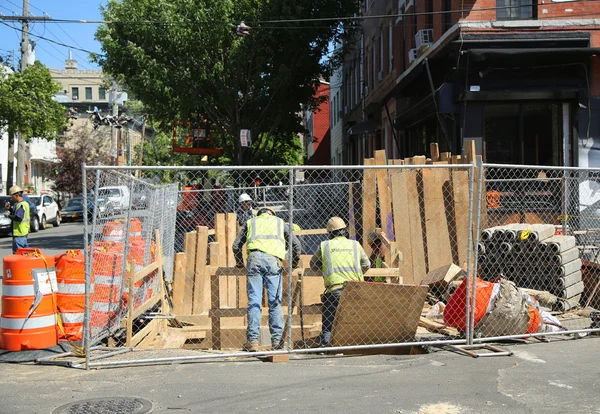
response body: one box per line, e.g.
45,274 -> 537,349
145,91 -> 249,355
0,62 -> 66,192
95,0 -> 357,165
52,126 -> 112,194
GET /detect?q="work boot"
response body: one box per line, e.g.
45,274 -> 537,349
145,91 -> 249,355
271,340 -> 284,351
242,342 -> 259,352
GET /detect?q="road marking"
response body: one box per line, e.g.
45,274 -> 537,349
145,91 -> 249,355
512,350 -> 546,364
548,380 -> 573,389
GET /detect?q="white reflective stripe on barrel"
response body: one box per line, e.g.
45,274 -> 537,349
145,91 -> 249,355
59,313 -> 84,324
1,314 -> 56,330
94,276 -> 123,286
103,236 -> 123,242
91,302 -> 121,312
57,282 -> 85,295
2,284 -> 37,297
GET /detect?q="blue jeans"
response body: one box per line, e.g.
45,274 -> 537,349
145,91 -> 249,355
246,251 -> 284,345
321,288 -> 343,347
12,235 -> 28,254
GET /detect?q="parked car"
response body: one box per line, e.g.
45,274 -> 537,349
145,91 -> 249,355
61,197 -> 85,222
29,194 -> 61,229
97,186 -> 131,214
0,195 -> 41,235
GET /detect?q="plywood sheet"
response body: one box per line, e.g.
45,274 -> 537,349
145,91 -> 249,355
451,169 -> 470,268
362,158 -> 377,256
422,167 -> 453,272
330,282 -> 429,347
374,150 -> 394,241
192,226 -> 209,314
182,231 -> 197,315
172,253 -> 187,316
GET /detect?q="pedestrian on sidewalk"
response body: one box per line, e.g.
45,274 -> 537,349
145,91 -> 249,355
233,206 -> 301,351
310,217 -> 370,347
4,186 -> 31,254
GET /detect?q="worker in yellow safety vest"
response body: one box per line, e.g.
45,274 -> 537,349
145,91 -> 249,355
4,185 -> 30,254
233,206 -> 301,352
310,216 -> 370,347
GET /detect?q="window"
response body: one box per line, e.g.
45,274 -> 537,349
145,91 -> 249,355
71,87 -> 79,100
497,0 -> 536,20
443,0 -> 452,31
85,87 -> 92,100
99,87 -> 106,100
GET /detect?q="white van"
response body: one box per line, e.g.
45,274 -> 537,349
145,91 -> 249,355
96,186 -> 131,214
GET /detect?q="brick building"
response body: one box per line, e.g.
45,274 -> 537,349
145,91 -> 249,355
341,0 -> 600,167
304,81 -> 331,166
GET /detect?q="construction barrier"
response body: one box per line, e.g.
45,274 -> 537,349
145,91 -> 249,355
55,250 -> 85,342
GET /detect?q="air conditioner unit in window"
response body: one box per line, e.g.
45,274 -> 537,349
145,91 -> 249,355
415,29 -> 433,50
408,48 -> 419,63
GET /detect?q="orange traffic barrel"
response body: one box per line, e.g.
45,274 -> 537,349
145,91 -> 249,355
103,221 -> 124,242
129,218 -> 142,237
90,250 -> 124,332
1,248 -> 58,351
54,250 -> 85,342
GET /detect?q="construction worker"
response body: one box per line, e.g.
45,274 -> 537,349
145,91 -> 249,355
369,233 -> 389,283
237,193 -> 254,226
233,206 -> 302,352
310,217 -> 370,347
4,186 -> 31,254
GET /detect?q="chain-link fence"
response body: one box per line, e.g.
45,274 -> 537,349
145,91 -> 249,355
69,161 -> 600,368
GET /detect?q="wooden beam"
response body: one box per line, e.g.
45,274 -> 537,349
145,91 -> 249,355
362,158 -> 377,256
374,150 -> 394,241
225,214 -> 238,309
422,167 -> 453,273
293,228 -> 328,236
126,260 -> 135,347
440,152 -> 451,162
214,214 -> 227,265
154,229 -> 168,334
430,143 -> 440,162
172,253 -> 187,316
132,260 -> 162,284
210,273 -> 221,350
451,168 -> 470,268
182,231 -> 197,315
193,226 -> 209,314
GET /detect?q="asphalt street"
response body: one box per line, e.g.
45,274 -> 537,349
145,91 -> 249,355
0,337 -> 598,413
0,221 -> 84,260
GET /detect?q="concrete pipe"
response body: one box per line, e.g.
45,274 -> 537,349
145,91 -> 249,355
477,243 -> 486,256
555,270 -> 583,290
551,247 -> 580,266
556,259 -> 583,278
529,224 -> 556,242
492,229 -> 506,242
500,242 -> 512,254
554,294 -> 582,312
559,280 -> 585,300
544,235 -> 576,254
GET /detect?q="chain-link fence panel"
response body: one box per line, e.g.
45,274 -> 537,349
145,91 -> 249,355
472,164 -> 600,341
77,160 -> 479,368
82,169 -> 177,356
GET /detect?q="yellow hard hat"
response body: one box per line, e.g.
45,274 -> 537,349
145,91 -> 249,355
327,216 -> 346,232
8,185 -> 24,195
257,206 -> 276,216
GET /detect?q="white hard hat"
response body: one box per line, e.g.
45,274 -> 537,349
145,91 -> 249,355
8,185 -> 24,195
239,193 -> 252,203
327,216 -> 347,232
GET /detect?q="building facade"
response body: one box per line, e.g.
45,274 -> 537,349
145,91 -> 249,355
304,81 -> 331,166
340,0 -> 600,167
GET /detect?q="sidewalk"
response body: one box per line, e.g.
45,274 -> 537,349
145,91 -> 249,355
0,337 -> 598,413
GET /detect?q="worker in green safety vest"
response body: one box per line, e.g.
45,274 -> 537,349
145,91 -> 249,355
233,206 -> 301,352
310,216 -> 370,347
4,185 -> 30,254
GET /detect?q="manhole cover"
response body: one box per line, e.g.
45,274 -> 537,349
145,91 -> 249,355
53,397 -> 152,414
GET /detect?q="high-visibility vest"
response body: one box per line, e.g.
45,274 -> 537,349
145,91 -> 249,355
12,201 -> 30,237
246,214 -> 286,260
320,236 -> 363,292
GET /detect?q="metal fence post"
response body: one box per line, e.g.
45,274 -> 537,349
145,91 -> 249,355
464,164 -> 475,345
81,164 -> 90,369
562,169 -> 569,236
469,160 -> 485,345
286,168 -> 295,350
119,176 -> 136,330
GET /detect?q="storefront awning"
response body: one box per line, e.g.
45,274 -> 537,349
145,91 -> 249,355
466,47 -> 600,63
347,120 -> 380,135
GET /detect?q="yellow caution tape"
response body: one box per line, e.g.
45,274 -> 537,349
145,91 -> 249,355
520,229 -> 531,241
557,214 -> 569,222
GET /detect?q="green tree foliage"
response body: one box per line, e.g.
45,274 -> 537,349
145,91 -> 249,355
53,126 -> 112,194
0,62 -> 65,140
95,0 -> 357,165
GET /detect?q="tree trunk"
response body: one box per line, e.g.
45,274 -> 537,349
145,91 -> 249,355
6,129 -> 15,194
16,134 -> 25,188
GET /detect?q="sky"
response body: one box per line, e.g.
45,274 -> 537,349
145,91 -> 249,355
0,0 -> 105,71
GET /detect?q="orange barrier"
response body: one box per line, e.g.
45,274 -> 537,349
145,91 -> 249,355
444,278 -> 496,332
129,218 -> 142,237
102,221 -> 124,242
90,250 -> 124,331
1,248 -> 58,351
54,250 -> 85,342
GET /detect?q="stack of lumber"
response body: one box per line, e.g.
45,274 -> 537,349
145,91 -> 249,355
361,143 -> 477,284
478,223 -> 583,310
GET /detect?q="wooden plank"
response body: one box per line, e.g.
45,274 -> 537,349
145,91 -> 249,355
348,182 -> 356,240
404,157 -> 412,165
374,150 -> 394,241
137,320 -> 161,348
225,214 -> 237,309
193,226 -> 209,314
209,242 -> 229,308
126,260 -> 135,347
412,155 -> 426,165
422,167 -> 453,273
210,273 -> 221,350
409,168 -> 427,283
131,319 -> 159,348
214,214 -> 227,265
362,158 -> 377,256
419,317 -> 459,336
466,140 -> 476,164
430,143 -> 440,162
451,155 -> 462,165
294,228 -> 328,236
390,169 -> 413,283
154,229 -> 167,334
451,168 -> 470,268
182,231 -> 197,315
440,152 -> 451,162
130,294 -> 161,320
172,253 -> 187,316
132,260 -> 162,284
330,282 -> 429,347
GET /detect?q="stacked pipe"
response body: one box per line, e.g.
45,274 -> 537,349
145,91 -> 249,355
478,223 -> 583,311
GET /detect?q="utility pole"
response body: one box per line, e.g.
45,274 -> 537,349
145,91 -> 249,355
15,0 -> 29,188
111,80 -> 118,165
